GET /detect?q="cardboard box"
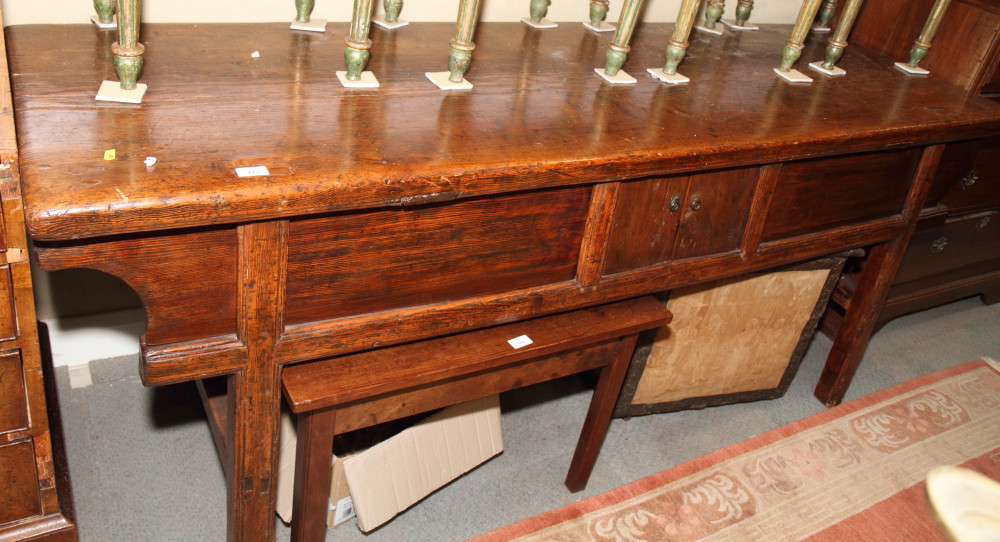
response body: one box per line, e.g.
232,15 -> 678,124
276,395 -> 504,531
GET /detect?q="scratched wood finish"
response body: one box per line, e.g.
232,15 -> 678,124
285,187 -> 589,325
7,23 -> 1000,242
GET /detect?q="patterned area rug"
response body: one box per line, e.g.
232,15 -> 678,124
473,360 -> 1000,541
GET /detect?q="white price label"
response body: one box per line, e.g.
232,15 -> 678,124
508,335 -> 533,349
235,166 -> 270,177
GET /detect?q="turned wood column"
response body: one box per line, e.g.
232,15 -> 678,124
94,0 -> 115,25
662,0 -> 702,75
112,0 -> 143,90
779,0 -> 824,72
344,0 -> 376,80
603,0 -> 644,76
447,0 -> 482,83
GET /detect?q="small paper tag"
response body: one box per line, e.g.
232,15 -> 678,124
103,149 -> 116,160
332,496 -> 355,525
235,166 -> 270,177
508,335 -> 533,349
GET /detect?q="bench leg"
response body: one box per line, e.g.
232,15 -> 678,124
291,409 -> 337,542
565,333 -> 639,492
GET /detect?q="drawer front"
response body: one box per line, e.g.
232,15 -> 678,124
0,265 -> 15,341
939,136 -> 1000,214
285,186 -> 590,324
0,439 -> 41,525
761,149 -> 920,242
0,350 -> 27,433
893,210 -> 1000,290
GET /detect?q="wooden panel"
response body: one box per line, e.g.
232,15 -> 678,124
891,210 -> 1000,296
673,167 -> 756,260
629,269 -> 830,406
939,136 -> 1000,214
0,265 -> 14,340
853,0 -> 1000,93
285,187 -> 589,324
33,228 -> 238,345
762,149 -> 920,241
602,176 -> 685,274
0,439 -> 41,524
0,350 -> 26,433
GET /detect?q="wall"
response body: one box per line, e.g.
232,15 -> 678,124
1,0 -> 800,25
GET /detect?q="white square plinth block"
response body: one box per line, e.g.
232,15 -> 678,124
521,17 -> 558,29
773,67 -> 813,83
426,72 -> 473,90
647,68 -> 690,84
695,24 -> 723,36
95,80 -> 147,104
595,68 -> 637,85
809,61 -> 846,77
583,21 -> 615,32
894,62 -> 930,75
290,19 -> 327,32
721,19 -> 758,31
90,15 -> 117,29
337,71 -> 380,88
373,17 -> 409,29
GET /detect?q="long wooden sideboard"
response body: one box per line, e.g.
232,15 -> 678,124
5,20 -> 1000,542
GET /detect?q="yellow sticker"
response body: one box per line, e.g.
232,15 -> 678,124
103,149 -> 116,160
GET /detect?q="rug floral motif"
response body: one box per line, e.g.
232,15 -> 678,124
473,361 -> 1000,542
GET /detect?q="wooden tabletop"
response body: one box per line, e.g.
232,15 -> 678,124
7,22 -> 1000,241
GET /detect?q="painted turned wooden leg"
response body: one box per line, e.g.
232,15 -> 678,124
290,409 -> 337,542
703,0 -> 725,30
777,0 -> 823,77
589,0 -> 610,27
113,0 -> 143,90
294,0 -> 315,23
384,0 -> 403,23
662,0 -> 701,75
812,0 -> 838,31
448,0 -> 482,83
735,0 -> 754,26
345,0 -> 376,80
898,0 -> 953,73
94,0 -> 115,25
565,334 -> 639,492
819,0 -> 864,71
602,0 -> 644,77
529,0 -> 551,24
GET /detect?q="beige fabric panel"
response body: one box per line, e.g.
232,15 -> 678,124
632,269 -> 829,405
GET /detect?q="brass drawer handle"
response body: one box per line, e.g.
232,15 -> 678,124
961,170 -> 979,189
930,237 -> 948,253
689,196 -> 703,211
668,194 -> 681,212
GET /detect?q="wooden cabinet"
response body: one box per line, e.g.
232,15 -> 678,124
0,6 -> 77,541
828,0 -> 1000,330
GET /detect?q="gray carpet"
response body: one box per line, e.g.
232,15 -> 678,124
52,297 -> 1000,541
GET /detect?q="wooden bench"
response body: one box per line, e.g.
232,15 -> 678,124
281,295 -> 672,540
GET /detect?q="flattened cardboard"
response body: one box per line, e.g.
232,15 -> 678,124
275,396 -> 503,531
344,395 -> 503,532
